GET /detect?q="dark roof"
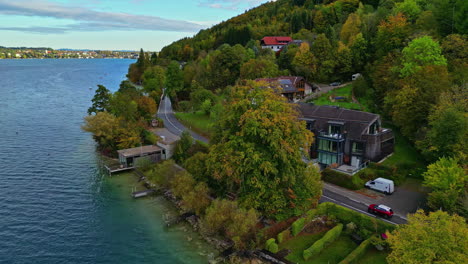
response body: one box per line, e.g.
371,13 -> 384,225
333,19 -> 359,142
261,36 -> 293,46
117,145 -> 162,157
298,103 -> 380,139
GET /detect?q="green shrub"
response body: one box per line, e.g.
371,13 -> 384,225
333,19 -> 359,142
321,168 -> 362,190
177,100 -> 192,112
345,222 -> 357,234
303,239 -> 324,260
291,218 -> 306,236
338,237 -> 372,264
305,208 -> 319,222
303,224 -> 343,260
277,229 -> 290,244
265,238 -> 278,253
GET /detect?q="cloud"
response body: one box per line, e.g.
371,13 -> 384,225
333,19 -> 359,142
198,0 -> 272,10
0,0 -> 204,34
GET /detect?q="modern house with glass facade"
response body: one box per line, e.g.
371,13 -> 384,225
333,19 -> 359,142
298,103 -> 394,170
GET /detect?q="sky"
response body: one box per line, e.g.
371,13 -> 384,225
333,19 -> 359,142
0,0 -> 273,51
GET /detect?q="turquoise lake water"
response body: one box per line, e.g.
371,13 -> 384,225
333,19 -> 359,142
0,59 -> 215,263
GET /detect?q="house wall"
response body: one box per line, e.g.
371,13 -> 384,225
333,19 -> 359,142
261,45 -> 283,52
157,142 -> 176,159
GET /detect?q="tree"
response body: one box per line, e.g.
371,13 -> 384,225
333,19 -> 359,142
173,131 -> 194,164
165,61 -> 183,98
417,86 -> 468,161
292,42 -> 316,80
240,58 -> 280,80
349,33 -> 368,71
385,65 -> 450,140
340,13 -> 362,45
81,111 -> 118,150
87,85 -> 111,115
394,0 -> 422,22
441,34 -> 468,85
142,66 -> 165,93
311,34 -> 335,81
335,42 -> 353,79
136,96 -> 157,121
375,13 -> 410,58
206,81 -> 322,219
387,210 -> 468,264
399,36 -> 447,77
423,157 -> 467,214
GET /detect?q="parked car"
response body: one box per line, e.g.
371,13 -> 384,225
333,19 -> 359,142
365,177 -> 394,194
368,204 -> 394,218
329,82 -> 341,86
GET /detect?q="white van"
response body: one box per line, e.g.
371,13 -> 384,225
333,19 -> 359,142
365,178 -> 394,194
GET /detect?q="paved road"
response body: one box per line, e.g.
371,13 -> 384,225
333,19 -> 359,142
321,184 -> 406,225
158,92 -> 406,225
157,95 -> 209,144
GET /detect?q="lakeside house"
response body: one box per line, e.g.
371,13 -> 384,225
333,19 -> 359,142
255,76 -> 314,101
298,103 -> 394,174
260,36 -> 293,52
152,128 -> 180,159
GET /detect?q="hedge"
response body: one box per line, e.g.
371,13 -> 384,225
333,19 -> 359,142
291,218 -> 306,236
303,223 -> 343,260
318,202 -> 395,236
265,238 -> 279,253
277,229 -> 290,244
321,168 -> 364,190
338,237 -> 372,264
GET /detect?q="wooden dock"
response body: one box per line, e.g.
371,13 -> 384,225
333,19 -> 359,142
132,189 -> 155,198
104,165 -> 134,175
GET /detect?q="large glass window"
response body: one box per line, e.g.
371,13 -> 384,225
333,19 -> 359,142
318,152 -> 338,165
352,142 -> 364,154
318,139 -> 338,152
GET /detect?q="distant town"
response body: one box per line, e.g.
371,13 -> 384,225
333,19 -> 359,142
0,46 -> 140,59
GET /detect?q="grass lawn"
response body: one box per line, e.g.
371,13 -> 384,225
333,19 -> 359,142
358,248 -> 389,264
283,233 -> 357,264
280,231 -> 326,263
174,111 -> 214,138
307,235 -> 357,264
308,85 -> 368,111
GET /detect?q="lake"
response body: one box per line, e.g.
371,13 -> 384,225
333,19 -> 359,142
0,59 -> 215,264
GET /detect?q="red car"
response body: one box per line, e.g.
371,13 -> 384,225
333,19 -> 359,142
368,204 -> 394,218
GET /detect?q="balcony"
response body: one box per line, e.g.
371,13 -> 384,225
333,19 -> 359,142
318,131 -> 345,141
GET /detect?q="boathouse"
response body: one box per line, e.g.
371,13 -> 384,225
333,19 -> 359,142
117,145 -> 163,168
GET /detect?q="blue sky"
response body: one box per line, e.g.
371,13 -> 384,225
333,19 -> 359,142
0,0 -> 273,51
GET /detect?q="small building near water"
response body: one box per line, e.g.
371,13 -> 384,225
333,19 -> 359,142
118,145 -> 163,168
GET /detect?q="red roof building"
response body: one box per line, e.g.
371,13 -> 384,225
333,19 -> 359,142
261,36 -> 293,52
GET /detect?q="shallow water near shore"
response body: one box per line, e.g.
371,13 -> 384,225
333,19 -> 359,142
0,59 -> 215,263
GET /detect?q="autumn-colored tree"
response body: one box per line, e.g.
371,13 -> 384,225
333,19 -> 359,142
399,36 -> 447,77
292,42 -> 316,80
387,210 -> 468,264
335,42 -> 353,78
81,111 -> 119,150
375,13 -> 410,58
311,34 -> 335,81
423,157 -> 467,214
206,81 -> 322,219
240,58 -> 280,80
340,13 -> 361,44
135,96 -> 157,121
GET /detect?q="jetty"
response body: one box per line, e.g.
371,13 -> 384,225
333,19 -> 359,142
131,189 -> 156,198
104,164 -> 134,175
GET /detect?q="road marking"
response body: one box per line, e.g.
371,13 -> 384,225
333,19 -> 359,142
162,96 -> 183,133
322,195 -> 397,225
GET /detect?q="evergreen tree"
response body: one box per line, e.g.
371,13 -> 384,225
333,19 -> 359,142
87,85 -> 111,115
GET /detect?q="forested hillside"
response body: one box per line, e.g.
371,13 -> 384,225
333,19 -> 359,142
130,0 -> 466,163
